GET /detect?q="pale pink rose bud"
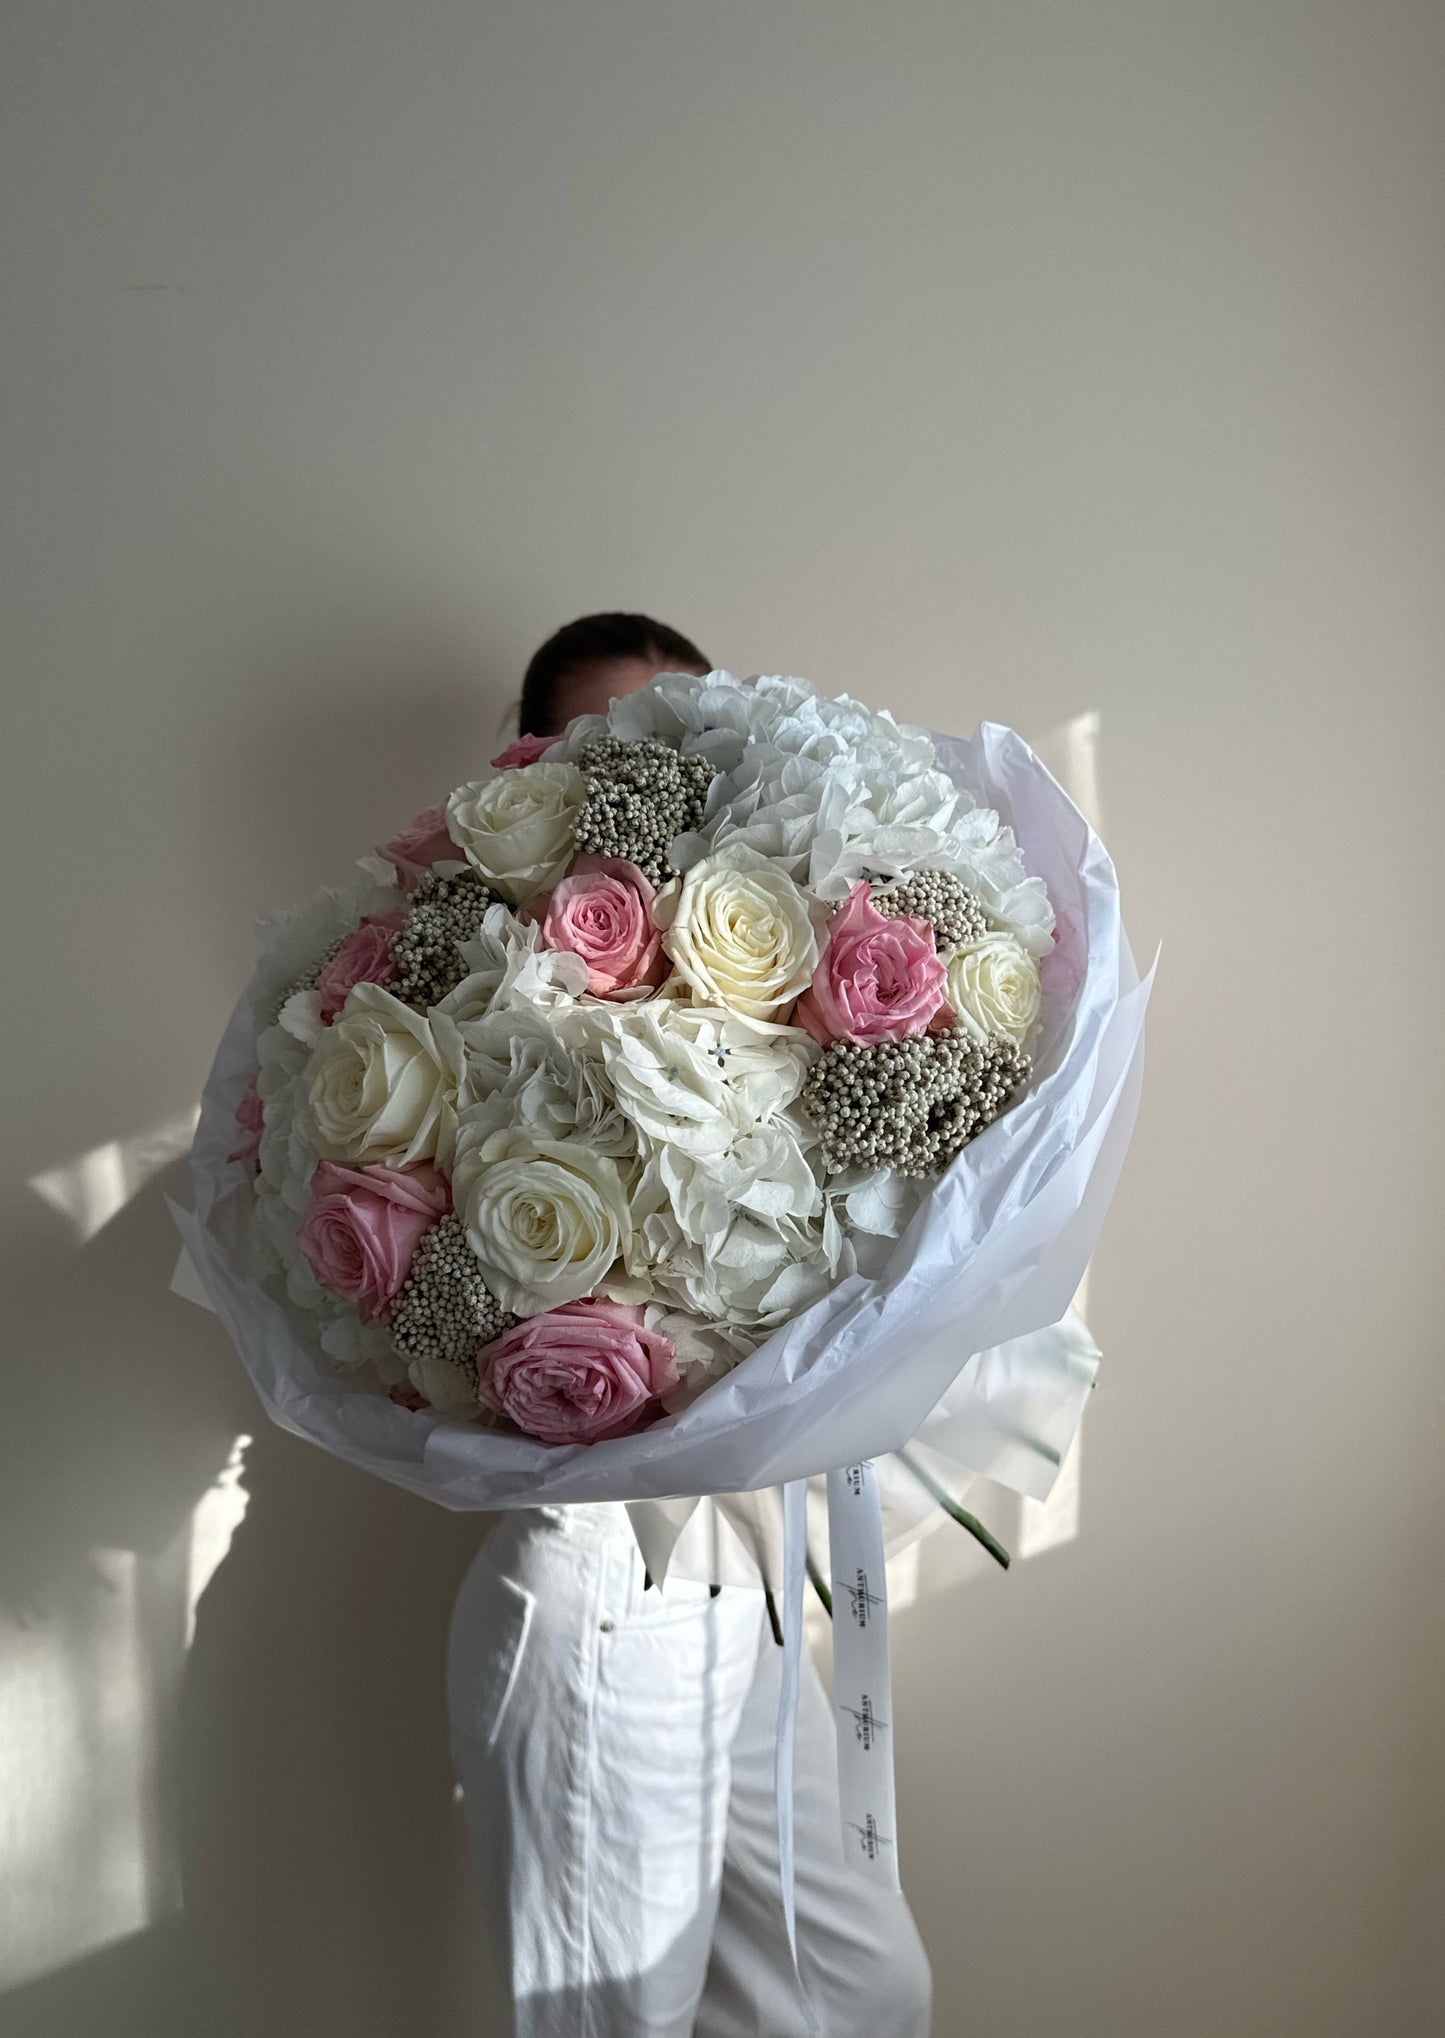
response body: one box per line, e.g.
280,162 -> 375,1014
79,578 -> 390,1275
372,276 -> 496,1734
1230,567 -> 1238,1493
377,805 -> 456,889
476,1299 -> 678,1444
793,881 -> 949,1046
315,912 -> 407,1023
297,1161 -> 450,1321
534,855 -> 667,999
229,1075 -> 265,1169
491,732 -> 560,770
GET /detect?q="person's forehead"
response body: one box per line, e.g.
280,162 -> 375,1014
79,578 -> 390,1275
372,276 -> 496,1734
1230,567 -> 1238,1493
559,656 -> 674,718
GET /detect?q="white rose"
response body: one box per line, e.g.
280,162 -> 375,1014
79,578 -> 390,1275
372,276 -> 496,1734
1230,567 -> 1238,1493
445,761 -> 588,905
452,1125 -> 634,1315
654,844 -> 820,1023
945,930 -> 1042,1046
303,982 -> 464,1168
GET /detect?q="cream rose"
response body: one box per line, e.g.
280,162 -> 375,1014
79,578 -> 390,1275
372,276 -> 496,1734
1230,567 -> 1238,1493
654,844 -> 819,1023
945,929 -> 1042,1046
303,983 -> 463,1168
445,761 -> 588,905
452,1125 -> 634,1315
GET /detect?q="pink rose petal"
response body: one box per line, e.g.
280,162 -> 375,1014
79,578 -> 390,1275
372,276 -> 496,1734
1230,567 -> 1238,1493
491,733 -> 561,769
298,1161 -> 450,1321
794,881 -> 948,1046
536,855 -> 668,1000
476,1298 -> 678,1444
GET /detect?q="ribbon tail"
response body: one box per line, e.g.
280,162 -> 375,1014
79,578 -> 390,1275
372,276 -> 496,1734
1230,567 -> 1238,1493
775,1478 -> 808,1969
826,1462 -> 901,1889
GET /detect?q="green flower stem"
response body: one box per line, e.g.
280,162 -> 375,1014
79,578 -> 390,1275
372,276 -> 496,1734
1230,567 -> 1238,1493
895,1447 -> 1012,1571
806,1553 -> 834,1618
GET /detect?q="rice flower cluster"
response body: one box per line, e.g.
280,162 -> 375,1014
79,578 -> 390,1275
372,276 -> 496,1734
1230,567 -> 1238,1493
573,735 -> 714,883
237,671 -> 1054,1444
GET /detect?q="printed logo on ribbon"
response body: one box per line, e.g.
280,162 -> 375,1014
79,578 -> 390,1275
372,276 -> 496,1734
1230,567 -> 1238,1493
835,1566 -> 883,1628
839,1693 -> 889,1750
843,1462 -> 869,1498
848,1812 -> 895,1862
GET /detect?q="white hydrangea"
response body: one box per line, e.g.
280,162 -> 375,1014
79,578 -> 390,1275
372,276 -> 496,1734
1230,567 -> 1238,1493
625,1111 -> 844,1341
452,1006 -> 633,1158
255,1019 -> 317,1218
592,999 -> 809,1159
319,1310 -> 399,1375
825,1165 -> 929,1280
441,901 -> 589,1021
555,669 -> 1053,946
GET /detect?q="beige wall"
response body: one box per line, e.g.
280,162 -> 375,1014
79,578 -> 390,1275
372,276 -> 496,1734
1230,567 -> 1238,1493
2,4 -> 1441,2033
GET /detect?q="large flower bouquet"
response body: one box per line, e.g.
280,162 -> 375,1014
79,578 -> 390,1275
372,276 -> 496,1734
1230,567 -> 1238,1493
215,673 -> 1070,1455
181,667 -> 1149,1548
180,669 -> 1149,1902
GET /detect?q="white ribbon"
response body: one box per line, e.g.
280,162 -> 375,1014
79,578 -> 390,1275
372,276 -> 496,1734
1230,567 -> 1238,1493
773,1459 -> 900,2015
824,1462 -> 901,1888
775,1478 -> 809,1966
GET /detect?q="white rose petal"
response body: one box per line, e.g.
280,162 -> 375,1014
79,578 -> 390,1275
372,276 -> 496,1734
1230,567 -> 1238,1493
945,929 -> 1042,1046
656,843 -> 820,1024
452,1126 -> 634,1316
302,982 -> 464,1168
445,760 -> 588,905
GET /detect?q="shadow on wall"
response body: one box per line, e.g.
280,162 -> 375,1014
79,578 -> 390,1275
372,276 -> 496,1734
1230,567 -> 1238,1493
0,636 -> 517,2036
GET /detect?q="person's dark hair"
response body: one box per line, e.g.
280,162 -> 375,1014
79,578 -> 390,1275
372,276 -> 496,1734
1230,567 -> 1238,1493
518,612 -> 710,737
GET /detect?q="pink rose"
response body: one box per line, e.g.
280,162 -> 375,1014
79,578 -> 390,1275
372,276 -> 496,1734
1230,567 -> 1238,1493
298,1161 -> 450,1321
491,732 -> 561,770
377,805 -> 456,889
476,1299 -> 678,1444
794,881 -> 950,1046
534,855 -> 667,999
315,912 -> 407,1023
229,1076 -> 265,1169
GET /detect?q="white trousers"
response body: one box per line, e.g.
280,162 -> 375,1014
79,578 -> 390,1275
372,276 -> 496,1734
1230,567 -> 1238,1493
448,1502 -> 933,2038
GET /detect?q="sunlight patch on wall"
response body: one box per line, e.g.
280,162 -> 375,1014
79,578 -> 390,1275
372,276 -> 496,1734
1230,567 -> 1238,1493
0,1437 -> 252,1992
29,1109 -> 200,1244
0,1552 -> 152,1990
186,1436 -> 252,1648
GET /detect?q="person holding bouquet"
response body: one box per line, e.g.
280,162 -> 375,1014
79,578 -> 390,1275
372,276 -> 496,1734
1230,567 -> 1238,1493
448,612 -> 933,2037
